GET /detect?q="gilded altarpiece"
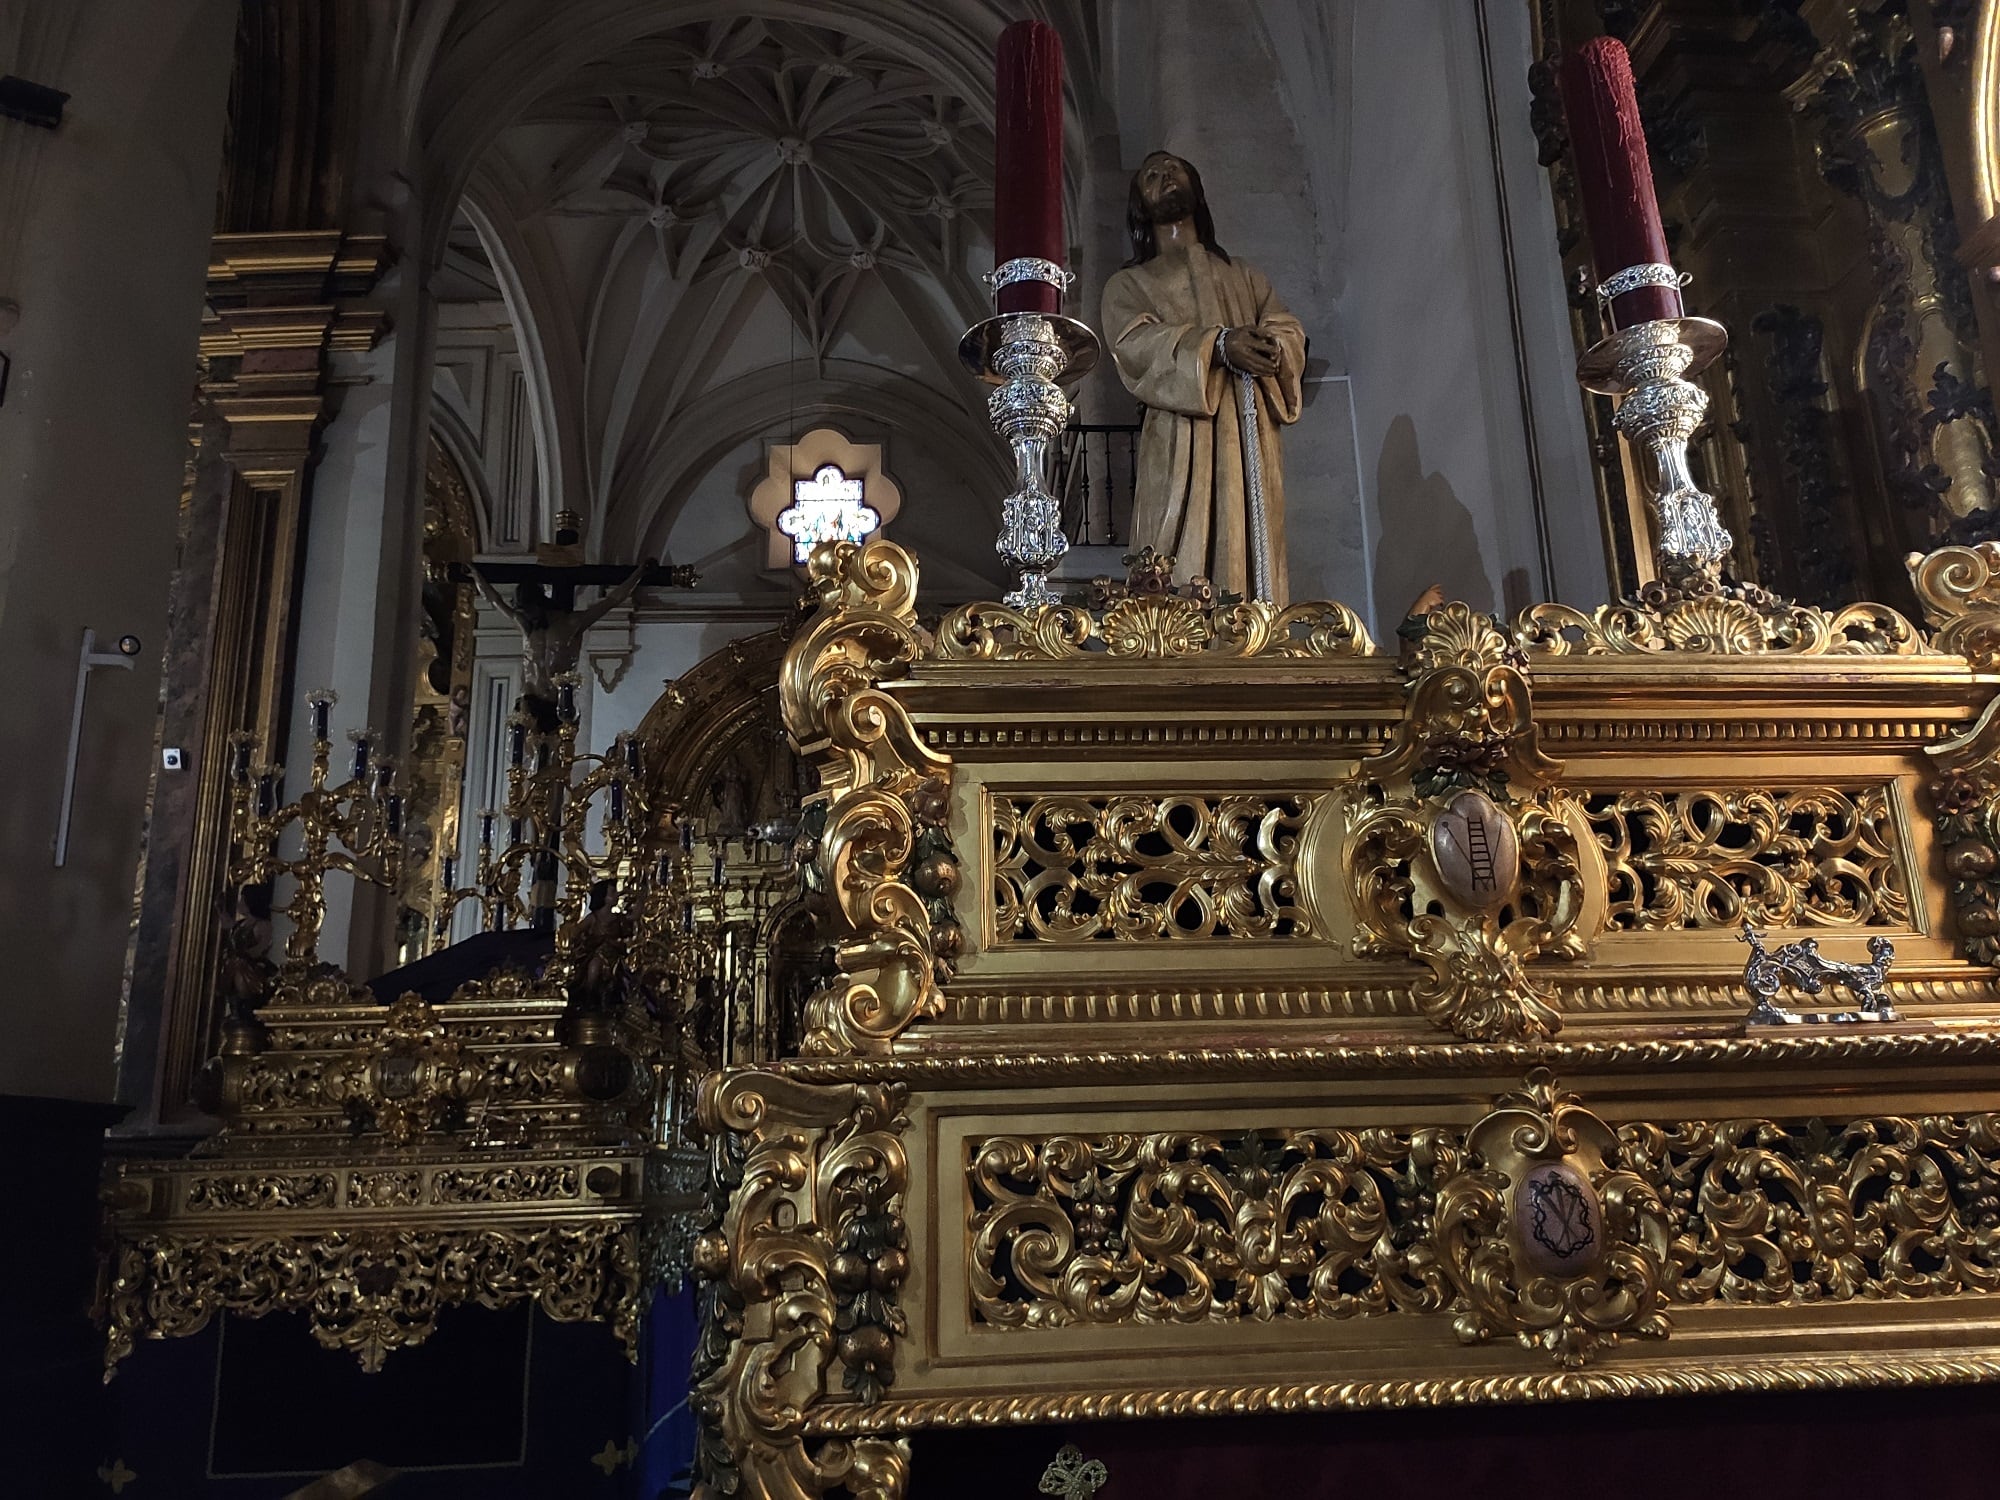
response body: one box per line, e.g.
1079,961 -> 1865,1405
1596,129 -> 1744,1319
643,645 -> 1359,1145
689,539 -> 2000,1500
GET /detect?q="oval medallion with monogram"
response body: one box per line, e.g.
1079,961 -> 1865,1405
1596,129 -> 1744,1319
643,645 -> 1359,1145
1516,1161 -> 1604,1279
1428,788 -> 1518,912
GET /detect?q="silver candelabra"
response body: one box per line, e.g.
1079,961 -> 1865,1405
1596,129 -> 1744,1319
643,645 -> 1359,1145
1578,264 -> 1732,580
960,258 -> 1101,608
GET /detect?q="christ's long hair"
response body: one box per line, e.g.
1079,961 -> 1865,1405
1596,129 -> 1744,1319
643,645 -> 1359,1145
1124,154 -> 1231,267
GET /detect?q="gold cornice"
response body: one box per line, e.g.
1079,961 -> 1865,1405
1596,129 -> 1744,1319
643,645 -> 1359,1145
798,1352 -> 2000,1434
207,229 -> 345,284
717,1026 -> 2000,1089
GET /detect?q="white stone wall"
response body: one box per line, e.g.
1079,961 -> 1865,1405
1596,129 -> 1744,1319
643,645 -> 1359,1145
1085,0 -> 1605,635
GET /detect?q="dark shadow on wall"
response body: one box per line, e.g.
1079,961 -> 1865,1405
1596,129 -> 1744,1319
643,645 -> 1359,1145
1371,413 -> 1494,625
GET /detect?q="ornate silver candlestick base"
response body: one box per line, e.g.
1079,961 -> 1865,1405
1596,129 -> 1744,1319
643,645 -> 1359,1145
1579,315 -> 1732,577
960,310 -> 1100,609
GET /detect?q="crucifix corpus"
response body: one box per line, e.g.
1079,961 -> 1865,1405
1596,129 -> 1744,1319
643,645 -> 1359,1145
462,554 -> 699,728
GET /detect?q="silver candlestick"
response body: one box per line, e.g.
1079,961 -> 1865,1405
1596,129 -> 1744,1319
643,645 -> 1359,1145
1578,264 -> 1732,579
960,258 -> 1100,609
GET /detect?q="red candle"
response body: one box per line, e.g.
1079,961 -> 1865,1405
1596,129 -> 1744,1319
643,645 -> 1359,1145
993,19 -> 1064,315
1558,37 -> 1682,328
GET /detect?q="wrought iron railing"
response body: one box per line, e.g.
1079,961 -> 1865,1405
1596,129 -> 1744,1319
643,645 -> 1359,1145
1054,421 -> 1142,547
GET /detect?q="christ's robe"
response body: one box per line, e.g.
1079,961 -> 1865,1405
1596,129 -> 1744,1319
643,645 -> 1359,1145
1102,243 -> 1306,604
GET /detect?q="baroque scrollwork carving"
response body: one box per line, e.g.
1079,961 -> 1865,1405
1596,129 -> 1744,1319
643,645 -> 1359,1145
781,541 -> 955,1057
992,794 -> 1317,942
959,1093 -> 2000,1370
967,1128 -> 1455,1327
1346,604 -> 1602,1041
103,1222 -> 641,1376
1909,541 -> 2000,666
1437,1072 -> 1672,1367
1586,785 -> 1910,931
1618,1113 -> 2000,1302
692,1071 -> 911,1500
933,596 -> 1376,661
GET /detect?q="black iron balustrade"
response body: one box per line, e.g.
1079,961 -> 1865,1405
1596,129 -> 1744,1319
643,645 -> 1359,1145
1054,420 -> 1143,547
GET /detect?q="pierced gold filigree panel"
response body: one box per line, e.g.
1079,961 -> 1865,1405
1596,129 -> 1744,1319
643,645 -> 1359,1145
968,1129 -> 1449,1326
1622,1115 -> 2000,1302
1583,786 -> 1912,932
990,794 -> 1317,943
965,1109 -> 2000,1351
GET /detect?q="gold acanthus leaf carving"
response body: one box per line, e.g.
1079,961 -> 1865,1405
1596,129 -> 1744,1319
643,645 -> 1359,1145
1909,541 -> 2000,668
1586,786 -> 1911,931
102,1222 -> 642,1377
780,541 -> 955,1056
692,1071 -> 912,1500
1514,577 -> 1924,657
968,1128 -> 1456,1327
933,597 -> 1376,660
992,795 -> 1315,943
1620,1114 -> 2000,1303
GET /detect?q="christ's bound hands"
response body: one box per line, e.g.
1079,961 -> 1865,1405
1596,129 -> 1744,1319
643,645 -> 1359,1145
1221,326 -> 1283,378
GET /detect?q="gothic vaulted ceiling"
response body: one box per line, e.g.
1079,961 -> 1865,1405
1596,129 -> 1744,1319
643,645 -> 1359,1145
419,1 -> 1101,569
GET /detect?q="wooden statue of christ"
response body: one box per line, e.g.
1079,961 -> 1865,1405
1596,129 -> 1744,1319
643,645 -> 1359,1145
1101,151 -> 1306,605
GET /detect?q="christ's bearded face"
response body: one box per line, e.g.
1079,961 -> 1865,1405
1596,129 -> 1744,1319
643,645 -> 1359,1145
1137,154 -> 1196,224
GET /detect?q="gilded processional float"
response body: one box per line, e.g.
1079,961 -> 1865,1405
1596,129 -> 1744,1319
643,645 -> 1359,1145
95,19 -> 2000,1500
687,26 -> 2000,1500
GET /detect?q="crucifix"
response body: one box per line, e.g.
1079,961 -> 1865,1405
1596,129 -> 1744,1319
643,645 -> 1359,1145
458,535 -> 699,730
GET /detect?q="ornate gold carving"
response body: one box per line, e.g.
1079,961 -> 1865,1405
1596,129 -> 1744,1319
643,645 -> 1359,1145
958,1088 -> 2000,1389
1620,1114 -> 2000,1303
1928,693 -> 2000,963
934,597 -> 1376,660
1346,605 -> 1601,1040
352,994 -> 481,1145
1437,1072 -> 1671,1366
1909,542 -> 2000,667
991,795 -> 1315,942
348,1171 -> 423,1208
1585,786 -> 1910,931
692,1071 -> 911,1500
431,1165 -> 580,1205
1515,577 -> 1924,656
103,1222 -> 640,1375
968,1129 -> 1452,1327
781,541 -> 956,1056
185,1174 -> 337,1212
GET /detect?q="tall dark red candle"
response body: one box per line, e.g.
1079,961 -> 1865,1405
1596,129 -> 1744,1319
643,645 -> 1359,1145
1558,37 -> 1681,328
993,19 -> 1064,315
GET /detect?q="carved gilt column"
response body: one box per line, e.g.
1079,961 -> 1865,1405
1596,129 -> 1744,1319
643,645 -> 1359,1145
122,233 -> 389,1130
1796,4 -> 2000,545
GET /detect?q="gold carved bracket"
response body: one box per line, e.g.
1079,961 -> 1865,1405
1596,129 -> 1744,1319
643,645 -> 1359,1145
1347,604 -> 1604,1040
782,542 -> 958,1056
692,1070 -> 912,1500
